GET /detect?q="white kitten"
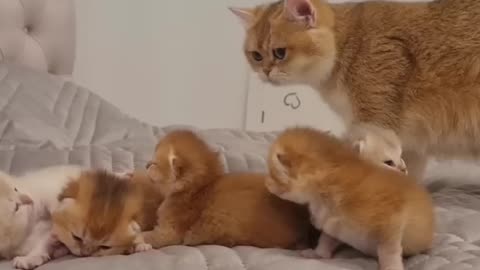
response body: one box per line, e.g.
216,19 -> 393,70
0,166 -> 83,269
345,123 -> 407,174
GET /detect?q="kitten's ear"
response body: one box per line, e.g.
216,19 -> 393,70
276,152 -> 292,169
58,180 -> 79,201
168,147 -> 184,179
352,139 -> 366,154
284,0 -> 316,28
272,149 -> 292,170
271,149 -> 292,183
229,7 -> 255,28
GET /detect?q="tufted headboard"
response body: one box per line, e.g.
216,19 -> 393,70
0,0 -> 75,75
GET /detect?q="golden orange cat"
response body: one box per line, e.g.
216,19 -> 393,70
143,130 -> 314,249
51,170 -> 163,257
266,127 -> 434,270
231,0 -> 480,179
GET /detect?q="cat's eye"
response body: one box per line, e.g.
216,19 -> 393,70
99,245 -> 111,250
72,234 -> 82,243
273,48 -> 287,60
251,51 -> 263,62
384,160 -> 395,167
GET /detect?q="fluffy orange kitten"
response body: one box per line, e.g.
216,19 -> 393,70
266,127 -> 434,270
231,0 -> 480,179
143,130 -> 314,249
51,170 -> 163,257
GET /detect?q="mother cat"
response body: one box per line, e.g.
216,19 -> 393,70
231,0 -> 480,179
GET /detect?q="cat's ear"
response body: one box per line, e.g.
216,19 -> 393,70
229,7 -> 255,28
284,0 -> 316,28
168,147 -> 184,179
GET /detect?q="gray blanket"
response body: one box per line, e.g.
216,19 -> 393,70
0,63 -> 479,270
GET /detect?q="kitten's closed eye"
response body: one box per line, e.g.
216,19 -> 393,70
251,51 -> 263,61
99,245 -> 112,250
273,48 -> 287,60
72,233 -> 82,243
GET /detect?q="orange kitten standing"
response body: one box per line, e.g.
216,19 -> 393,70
143,130 -> 313,249
266,127 -> 434,270
231,0 -> 480,180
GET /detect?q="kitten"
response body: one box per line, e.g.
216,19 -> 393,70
231,0 -> 480,179
0,166 -> 83,269
143,130 -> 314,249
51,169 -> 163,257
345,123 -> 407,174
266,127 -> 434,270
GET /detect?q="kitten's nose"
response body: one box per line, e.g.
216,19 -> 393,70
399,166 -> 408,175
263,67 -> 271,76
19,193 -> 33,205
81,246 -> 95,256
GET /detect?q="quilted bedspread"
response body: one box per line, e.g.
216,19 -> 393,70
1,63 -> 480,270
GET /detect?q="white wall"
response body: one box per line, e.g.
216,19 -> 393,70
73,0 -> 358,131
74,0 -> 256,129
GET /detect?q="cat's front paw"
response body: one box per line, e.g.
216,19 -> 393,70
12,254 -> 50,270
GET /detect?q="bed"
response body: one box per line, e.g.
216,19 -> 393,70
1,1 -> 480,270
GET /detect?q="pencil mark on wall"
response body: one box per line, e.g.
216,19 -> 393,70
284,92 -> 301,110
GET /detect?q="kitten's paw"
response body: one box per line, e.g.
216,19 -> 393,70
115,171 -> 134,180
380,267 -> 404,270
13,254 -> 50,270
300,249 -> 319,259
315,246 -> 333,259
127,243 -> 152,254
51,245 -> 70,259
300,248 -> 332,259
135,243 -> 152,253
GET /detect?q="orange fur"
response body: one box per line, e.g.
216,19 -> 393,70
143,130 -> 314,249
266,127 -> 434,270
51,170 -> 163,257
232,0 -> 480,179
